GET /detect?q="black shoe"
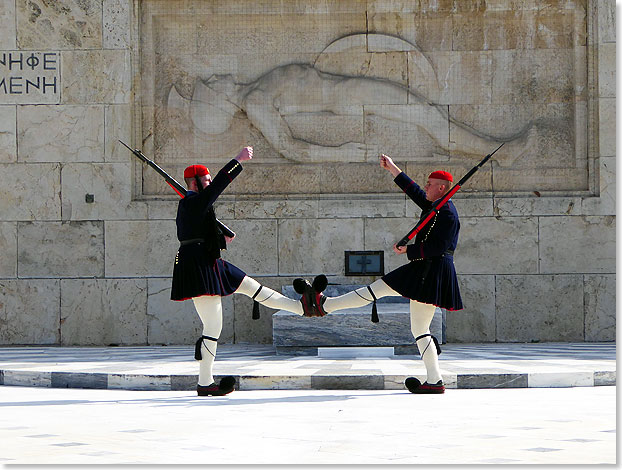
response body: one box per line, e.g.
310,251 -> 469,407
197,376 -> 236,396
312,275 -> 328,316
409,379 -> 445,394
293,278 -> 320,316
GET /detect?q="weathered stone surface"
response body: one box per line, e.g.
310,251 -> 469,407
235,197 -> 318,219
315,51 -> 409,86
584,274 -> 615,342
449,103 -> 577,171
539,216 -> 615,274
495,275 -> 584,342
0,105 -> 16,162
105,220 -> 177,277
319,194 -> 406,219
146,200 -> 179,220
0,163 -> 60,220
61,50 -> 131,104
0,279 -> 60,345
491,49 -> 575,104
452,10 -> 540,51
195,12 -> 366,55
365,105 -> 449,159
598,43 -> 615,98
581,156 -> 615,216
598,98 -> 615,157
0,0 -> 16,49
51,372 -> 108,389
456,217 -> 539,274
597,0 -> 616,43
320,163 -> 399,194
146,278 -> 202,345
0,222 -> 17,278
278,218 -> 364,275
18,105 -> 104,162
103,0 -> 131,49
218,219 -> 278,276
451,197 -> 494,217
16,0 -> 102,49
368,11 -> 453,52
492,168 -> 588,192
18,221 -> 104,277
282,106 -> 365,148
446,275 -> 496,342
60,163 -> 147,220
104,105 -> 132,162
458,373 -> 527,389
60,279 -> 147,346
428,51 -> 493,105
494,196 -> 582,217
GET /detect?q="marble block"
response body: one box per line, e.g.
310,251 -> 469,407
273,285 -> 444,355
60,278 -> 148,346
0,105 -> 16,162
0,222 -> 17,277
18,221 -> 104,277
17,0 -> 102,49
0,0 -> 16,49
0,279 -> 60,345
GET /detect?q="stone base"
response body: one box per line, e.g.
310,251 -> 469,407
273,285 -> 446,356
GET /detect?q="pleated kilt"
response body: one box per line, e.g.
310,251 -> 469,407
170,242 -> 246,301
382,255 -> 463,311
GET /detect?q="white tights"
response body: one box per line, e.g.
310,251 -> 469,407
323,279 -> 442,384
193,276 -> 303,386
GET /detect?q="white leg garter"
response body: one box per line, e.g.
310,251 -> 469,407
321,279 -> 400,313
193,295 -> 223,386
235,276 -> 303,316
410,300 -> 443,384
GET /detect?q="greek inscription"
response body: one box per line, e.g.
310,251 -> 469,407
0,51 -> 60,104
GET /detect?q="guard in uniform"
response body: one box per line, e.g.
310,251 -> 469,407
296,154 -> 463,394
171,146 -> 307,397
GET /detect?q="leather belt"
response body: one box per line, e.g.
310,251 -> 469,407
180,238 -> 205,246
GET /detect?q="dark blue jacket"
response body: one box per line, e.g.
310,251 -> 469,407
176,159 -> 242,259
394,172 -> 460,261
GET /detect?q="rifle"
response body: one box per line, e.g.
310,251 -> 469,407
396,142 -> 505,248
120,140 -> 235,238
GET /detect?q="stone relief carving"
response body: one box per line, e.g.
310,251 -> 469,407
165,34 -> 533,168
139,2 -> 589,194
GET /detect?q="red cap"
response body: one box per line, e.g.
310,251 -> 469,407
428,170 -> 453,182
183,164 -> 210,178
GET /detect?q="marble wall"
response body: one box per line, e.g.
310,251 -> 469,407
0,0 -> 615,346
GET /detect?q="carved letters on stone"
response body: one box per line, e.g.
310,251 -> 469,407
0,51 -> 60,104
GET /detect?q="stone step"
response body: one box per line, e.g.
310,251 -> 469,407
274,285 -> 445,356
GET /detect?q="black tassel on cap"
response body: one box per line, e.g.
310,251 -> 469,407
251,286 -> 263,320
367,286 -> 379,323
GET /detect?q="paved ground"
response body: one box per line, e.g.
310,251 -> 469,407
0,385 -> 615,464
0,342 -> 615,391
